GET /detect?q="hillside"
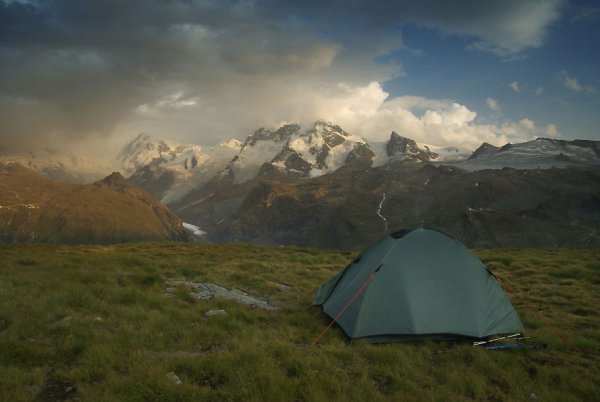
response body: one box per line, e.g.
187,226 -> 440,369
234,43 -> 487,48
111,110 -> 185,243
205,164 -> 600,249
0,163 -> 187,244
0,243 -> 598,401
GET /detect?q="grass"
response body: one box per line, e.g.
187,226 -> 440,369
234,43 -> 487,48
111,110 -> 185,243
0,243 -> 598,401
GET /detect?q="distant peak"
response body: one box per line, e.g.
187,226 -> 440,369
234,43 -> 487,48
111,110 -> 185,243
468,142 -> 500,160
133,132 -> 152,143
95,171 -> 130,188
243,123 -> 301,147
389,131 -> 413,142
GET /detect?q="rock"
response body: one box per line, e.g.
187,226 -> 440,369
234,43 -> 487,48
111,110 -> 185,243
275,283 -> 291,292
529,392 -> 538,399
49,316 -> 72,328
205,309 -> 228,318
166,372 -> 182,386
165,281 -> 280,311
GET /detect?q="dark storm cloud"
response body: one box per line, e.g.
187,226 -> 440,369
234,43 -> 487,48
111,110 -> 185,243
0,0 -> 564,152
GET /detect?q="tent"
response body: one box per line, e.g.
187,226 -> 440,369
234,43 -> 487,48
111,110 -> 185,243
313,228 -> 523,342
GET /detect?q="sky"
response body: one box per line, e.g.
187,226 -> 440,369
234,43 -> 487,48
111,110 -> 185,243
0,0 -> 599,157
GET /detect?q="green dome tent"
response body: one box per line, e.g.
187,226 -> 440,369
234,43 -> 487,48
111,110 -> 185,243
313,228 -> 523,342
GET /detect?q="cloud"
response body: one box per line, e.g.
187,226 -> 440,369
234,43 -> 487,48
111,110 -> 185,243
509,81 -> 521,93
0,0 -> 566,155
561,72 -> 597,93
288,81 -> 551,150
544,123 -> 560,138
486,97 -> 500,112
402,0 -> 565,57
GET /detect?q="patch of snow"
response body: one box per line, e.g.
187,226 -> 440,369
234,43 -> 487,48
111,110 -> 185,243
425,144 -> 472,161
230,139 -> 285,183
182,222 -> 206,236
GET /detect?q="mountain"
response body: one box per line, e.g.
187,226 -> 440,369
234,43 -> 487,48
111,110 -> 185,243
123,123 -> 600,209
226,121 -> 376,182
385,131 -> 439,162
120,122 -> 600,249
455,138 -> 600,170
119,133 -> 241,202
0,162 -> 188,244
211,163 -> 600,249
122,121 -> 438,203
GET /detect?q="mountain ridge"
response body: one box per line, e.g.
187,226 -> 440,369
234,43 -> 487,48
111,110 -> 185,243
120,121 -> 600,207
0,162 -> 188,244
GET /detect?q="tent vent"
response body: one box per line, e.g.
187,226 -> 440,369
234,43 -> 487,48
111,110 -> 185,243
390,229 -> 413,239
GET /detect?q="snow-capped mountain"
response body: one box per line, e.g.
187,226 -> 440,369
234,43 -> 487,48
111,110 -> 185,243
119,134 -> 241,202
383,131 -> 439,163
453,138 -> 600,170
121,121 -> 437,202
120,121 -> 600,209
118,133 -> 208,174
224,121 -> 376,182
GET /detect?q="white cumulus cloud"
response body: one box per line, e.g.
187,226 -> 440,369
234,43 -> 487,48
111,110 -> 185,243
271,81 -> 554,150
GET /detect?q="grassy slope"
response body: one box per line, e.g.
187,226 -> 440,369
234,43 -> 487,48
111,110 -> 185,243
0,164 -> 185,243
0,243 -> 598,401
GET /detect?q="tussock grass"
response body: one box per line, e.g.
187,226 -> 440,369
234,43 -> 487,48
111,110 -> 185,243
0,243 -> 598,401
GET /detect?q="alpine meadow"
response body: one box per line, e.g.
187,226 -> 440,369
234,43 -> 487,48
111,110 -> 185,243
0,244 -> 599,401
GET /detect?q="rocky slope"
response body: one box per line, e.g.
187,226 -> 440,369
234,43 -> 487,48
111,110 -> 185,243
0,163 -> 188,244
118,121 -> 600,249
211,163 -> 600,249
453,138 -> 600,170
122,121 -> 437,203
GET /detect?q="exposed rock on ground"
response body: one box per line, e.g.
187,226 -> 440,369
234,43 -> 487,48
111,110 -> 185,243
165,281 -> 280,311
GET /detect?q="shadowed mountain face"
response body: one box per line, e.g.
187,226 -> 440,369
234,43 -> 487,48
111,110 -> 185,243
0,163 -> 187,244
207,163 -> 600,249
123,124 -> 599,250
